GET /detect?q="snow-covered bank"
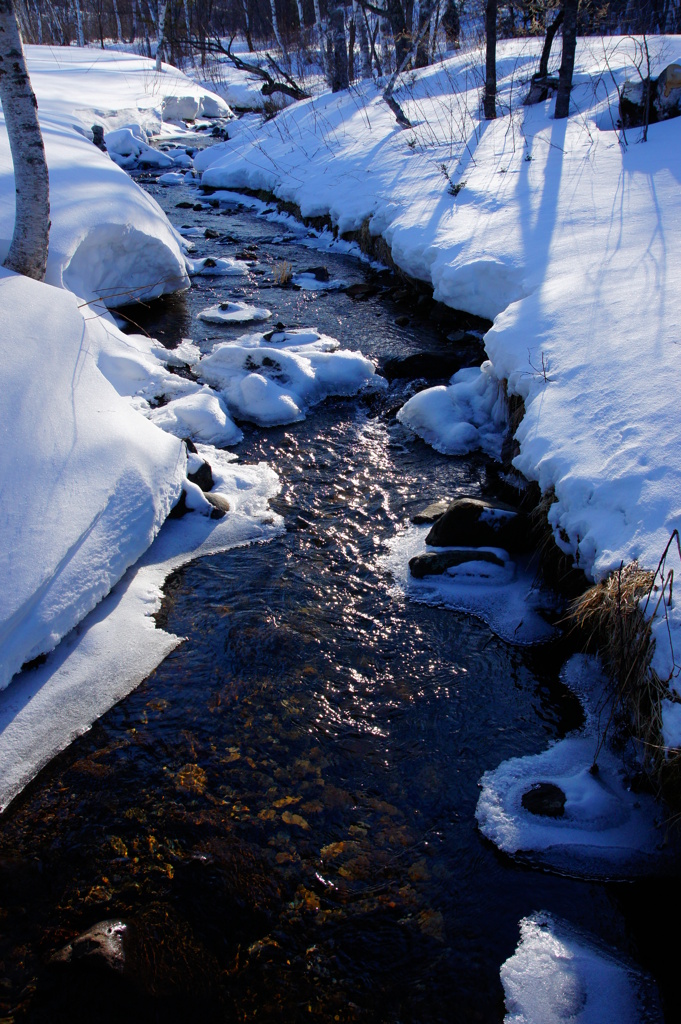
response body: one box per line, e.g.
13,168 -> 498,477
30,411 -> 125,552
1,46 -> 232,304
195,36 -> 681,742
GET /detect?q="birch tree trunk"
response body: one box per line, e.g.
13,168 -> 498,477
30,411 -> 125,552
155,0 -> 168,70
313,0 -> 331,83
112,0 -> 122,41
74,0 -> 84,46
0,0 -> 50,281
241,0 -> 254,50
268,0 -> 288,60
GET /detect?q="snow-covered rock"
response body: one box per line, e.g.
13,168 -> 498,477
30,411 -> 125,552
198,300 -> 272,324
197,328 -> 386,427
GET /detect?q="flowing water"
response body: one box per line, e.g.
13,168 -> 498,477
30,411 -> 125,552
0,172 -> 678,1023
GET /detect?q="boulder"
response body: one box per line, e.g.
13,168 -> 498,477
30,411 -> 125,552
411,498 -> 452,525
51,920 -> 128,973
521,782 -> 566,818
425,497 -> 530,552
409,549 -> 504,579
301,266 -> 330,281
653,61 -> 681,121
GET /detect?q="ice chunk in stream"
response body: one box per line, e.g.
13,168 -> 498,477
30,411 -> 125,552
198,300 -> 272,324
501,911 -> 662,1024
197,327 -> 385,427
188,256 -> 245,277
397,361 -> 508,459
291,271 -> 347,291
476,655 -> 675,877
380,523 -> 557,644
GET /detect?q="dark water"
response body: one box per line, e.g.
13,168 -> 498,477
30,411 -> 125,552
0,177 -> 677,1023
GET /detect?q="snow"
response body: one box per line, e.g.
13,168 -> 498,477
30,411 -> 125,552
195,35 -> 681,745
380,523 -> 557,645
198,299 -> 272,323
475,656 -> 675,876
397,362 -> 508,458
501,911 -> 661,1024
291,271 -> 347,291
196,326 -> 386,427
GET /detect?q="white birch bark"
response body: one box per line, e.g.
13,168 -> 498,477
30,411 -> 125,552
74,0 -> 84,46
0,0 -> 50,281
155,0 -> 168,71
313,0 -> 330,82
112,0 -> 122,41
268,0 -> 287,58
295,0 -> 304,28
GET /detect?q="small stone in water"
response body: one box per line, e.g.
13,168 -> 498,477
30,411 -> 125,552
521,782 -> 566,817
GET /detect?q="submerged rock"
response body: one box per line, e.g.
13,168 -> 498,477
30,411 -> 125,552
51,919 -> 128,973
425,497 -> 530,552
383,351 -> 471,381
409,548 -> 504,579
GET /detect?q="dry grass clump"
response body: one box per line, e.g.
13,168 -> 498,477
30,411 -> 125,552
273,260 -> 293,286
569,558 -> 681,818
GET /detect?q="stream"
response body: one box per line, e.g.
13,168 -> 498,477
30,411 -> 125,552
0,168 -> 678,1023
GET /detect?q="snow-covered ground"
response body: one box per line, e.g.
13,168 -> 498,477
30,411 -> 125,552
195,35 -> 681,745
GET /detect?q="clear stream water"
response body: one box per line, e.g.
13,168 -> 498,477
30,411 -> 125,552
0,173 -> 677,1023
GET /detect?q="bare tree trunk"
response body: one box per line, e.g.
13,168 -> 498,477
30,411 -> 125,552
112,0 -> 122,40
330,1 -> 349,90
268,0 -> 288,59
354,0 -> 371,77
139,0 -> 151,54
483,0 -> 497,119
0,0 -> 50,281
74,0 -> 84,45
555,0 -> 578,118
30,0 -> 41,42
155,0 -> 168,69
313,0 -> 331,83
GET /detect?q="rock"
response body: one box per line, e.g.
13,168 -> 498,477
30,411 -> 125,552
175,201 -> 193,208
411,498 -> 452,524
653,61 -> 681,121
620,77 -> 654,129
187,460 -> 214,492
51,920 -> 128,973
620,62 -> 681,129
394,315 -> 410,327
521,782 -> 566,817
301,266 -> 330,281
383,351 -> 467,381
168,489 -> 189,519
204,227 -> 221,239
91,124 -> 107,152
425,497 -> 530,552
345,282 -> 379,300
205,492 -> 230,517
409,549 -> 504,579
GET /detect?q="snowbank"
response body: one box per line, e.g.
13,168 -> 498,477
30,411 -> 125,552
0,270 -> 185,691
195,35 -> 681,740
0,46 -> 233,306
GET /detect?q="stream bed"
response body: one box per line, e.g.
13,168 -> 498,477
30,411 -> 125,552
0,175 -> 678,1023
